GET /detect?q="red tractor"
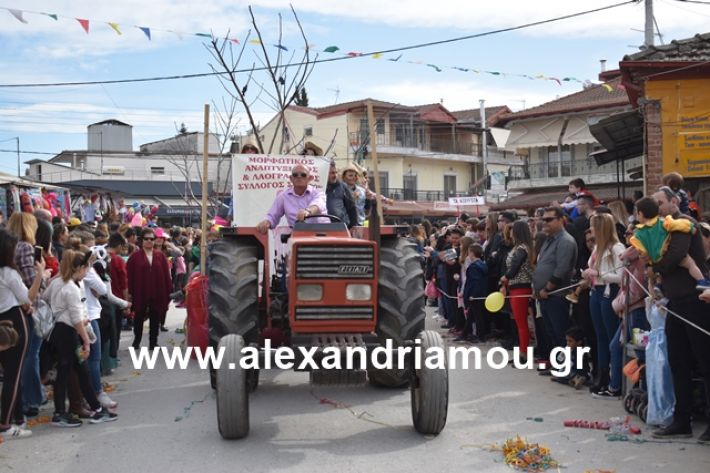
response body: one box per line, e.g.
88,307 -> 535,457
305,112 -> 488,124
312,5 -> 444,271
207,217 -> 448,439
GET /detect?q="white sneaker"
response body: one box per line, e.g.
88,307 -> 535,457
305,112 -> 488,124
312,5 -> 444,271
1,425 -> 32,439
97,392 -> 118,409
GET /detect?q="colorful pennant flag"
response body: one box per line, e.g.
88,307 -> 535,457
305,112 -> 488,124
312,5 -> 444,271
229,38 -> 240,45
388,54 -> 402,62
602,84 -> 613,92
195,32 -> 212,38
108,22 -> 122,35
372,53 -> 382,59
9,8 -> 27,23
274,44 -> 288,51
76,18 -> 89,34
139,26 -> 151,40
426,64 -> 442,72
248,39 -> 262,45
41,12 -> 58,20
323,46 -> 339,53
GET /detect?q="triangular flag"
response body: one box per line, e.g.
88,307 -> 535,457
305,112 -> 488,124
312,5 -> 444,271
551,77 -> 561,86
108,22 -> 122,35
347,52 -> 362,57
274,44 -> 288,51
139,27 -> 151,40
388,54 -> 402,62
9,9 -> 28,24
471,69 -> 479,73
323,45 -> 339,53
248,39 -> 262,45
195,33 -> 212,38
42,12 -> 58,20
453,67 -> 469,72
426,64 -> 442,72
228,38 -> 239,45
372,53 -> 382,59
167,30 -> 183,40
76,18 -> 90,34
602,84 -> 613,92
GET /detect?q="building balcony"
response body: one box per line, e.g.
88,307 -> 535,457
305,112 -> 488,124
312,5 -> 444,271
507,156 -> 643,190
379,187 -> 468,202
350,132 -> 481,163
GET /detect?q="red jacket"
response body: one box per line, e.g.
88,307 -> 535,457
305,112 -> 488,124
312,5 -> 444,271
110,254 -> 128,299
127,249 -> 172,312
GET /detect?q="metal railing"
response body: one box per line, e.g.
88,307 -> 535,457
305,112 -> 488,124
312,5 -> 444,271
350,132 -> 481,156
380,187 -> 468,201
508,157 -> 643,181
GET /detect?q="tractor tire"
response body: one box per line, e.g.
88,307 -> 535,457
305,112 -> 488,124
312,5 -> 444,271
216,334 -> 249,439
411,330 -> 448,435
368,238 -> 426,388
208,238 -> 259,389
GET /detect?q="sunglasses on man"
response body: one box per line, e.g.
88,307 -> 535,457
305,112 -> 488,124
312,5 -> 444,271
541,217 -> 559,223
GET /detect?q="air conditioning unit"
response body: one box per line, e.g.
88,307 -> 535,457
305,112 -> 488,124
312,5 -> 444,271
102,166 -> 125,175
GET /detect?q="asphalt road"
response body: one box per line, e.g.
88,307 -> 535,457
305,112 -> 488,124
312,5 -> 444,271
2,306 -> 709,472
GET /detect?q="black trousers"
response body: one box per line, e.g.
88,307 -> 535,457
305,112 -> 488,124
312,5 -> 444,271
133,304 -> 162,348
0,306 -> 28,426
49,322 -> 100,414
465,300 -> 486,339
666,295 -> 710,425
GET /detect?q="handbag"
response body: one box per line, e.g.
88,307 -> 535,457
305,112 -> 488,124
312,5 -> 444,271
32,299 -> 56,339
424,279 -> 439,298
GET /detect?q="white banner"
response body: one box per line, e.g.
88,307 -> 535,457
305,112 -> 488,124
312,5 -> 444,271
448,196 -> 486,206
231,154 -> 332,227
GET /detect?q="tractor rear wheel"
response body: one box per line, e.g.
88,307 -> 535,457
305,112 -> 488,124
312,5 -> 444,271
208,238 -> 259,389
411,330 -> 448,435
216,334 -> 249,439
368,238 -> 425,388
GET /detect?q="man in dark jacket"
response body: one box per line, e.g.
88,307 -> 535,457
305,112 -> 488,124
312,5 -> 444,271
651,187 -> 710,442
325,163 -> 359,228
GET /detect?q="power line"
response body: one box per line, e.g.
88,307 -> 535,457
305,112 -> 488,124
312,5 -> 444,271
674,0 -> 710,5
0,0 -> 637,88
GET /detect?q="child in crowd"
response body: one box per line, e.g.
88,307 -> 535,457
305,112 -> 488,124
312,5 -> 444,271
630,197 -> 709,287
463,244 -> 488,343
552,326 -> 591,389
662,172 -> 689,215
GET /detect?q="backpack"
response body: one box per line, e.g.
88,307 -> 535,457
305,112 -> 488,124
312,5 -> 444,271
32,298 -> 56,339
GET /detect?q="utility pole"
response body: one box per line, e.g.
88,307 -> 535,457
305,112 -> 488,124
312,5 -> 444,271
16,137 -> 20,177
644,0 -> 654,48
200,104 -> 210,275
479,99 -> 487,198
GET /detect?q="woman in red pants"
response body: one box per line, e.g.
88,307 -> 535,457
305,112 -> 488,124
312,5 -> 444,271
499,221 -> 535,362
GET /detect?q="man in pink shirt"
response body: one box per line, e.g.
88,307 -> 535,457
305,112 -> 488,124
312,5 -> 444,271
257,164 -> 328,233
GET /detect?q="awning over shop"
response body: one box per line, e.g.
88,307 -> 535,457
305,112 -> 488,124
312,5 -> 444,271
490,184 -> 642,211
589,111 -> 643,165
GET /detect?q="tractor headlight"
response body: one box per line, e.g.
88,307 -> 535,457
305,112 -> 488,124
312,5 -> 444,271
297,284 -> 323,301
346,284 -> 371,301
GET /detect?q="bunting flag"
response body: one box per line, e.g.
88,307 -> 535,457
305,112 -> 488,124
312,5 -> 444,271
9,8 -> 27,23
76,18 -> 89,34
108,22 -> 122,35
139,26 -> 151,40
0,5 -> 617,91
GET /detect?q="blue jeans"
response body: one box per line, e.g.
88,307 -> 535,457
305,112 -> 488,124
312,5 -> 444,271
608,307 -> 649,391
89,319 -> 102,394
21,317 -> 44,409
540,296 -> 570,353
589,284 -> 620,372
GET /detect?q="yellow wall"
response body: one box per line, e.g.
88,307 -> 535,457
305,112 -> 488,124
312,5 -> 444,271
646,78 -> 710,177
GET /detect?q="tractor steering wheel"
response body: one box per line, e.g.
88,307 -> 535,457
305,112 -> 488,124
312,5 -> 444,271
300,213 -> 343,223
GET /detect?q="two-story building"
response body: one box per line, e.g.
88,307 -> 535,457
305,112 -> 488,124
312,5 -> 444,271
254,99 -> 523,215
495,75 -> 642,210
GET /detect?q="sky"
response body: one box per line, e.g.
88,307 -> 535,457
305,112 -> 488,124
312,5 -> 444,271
1,0 -> 710,175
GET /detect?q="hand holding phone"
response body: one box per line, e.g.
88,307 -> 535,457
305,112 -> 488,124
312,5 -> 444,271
34,245 -> 43,262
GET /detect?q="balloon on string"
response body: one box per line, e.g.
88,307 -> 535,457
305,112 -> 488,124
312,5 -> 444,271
485,291 -> 505,313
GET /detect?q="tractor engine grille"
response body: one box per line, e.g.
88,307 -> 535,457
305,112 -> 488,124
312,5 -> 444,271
296,246 -> 374,279
295,306 -> 374,320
